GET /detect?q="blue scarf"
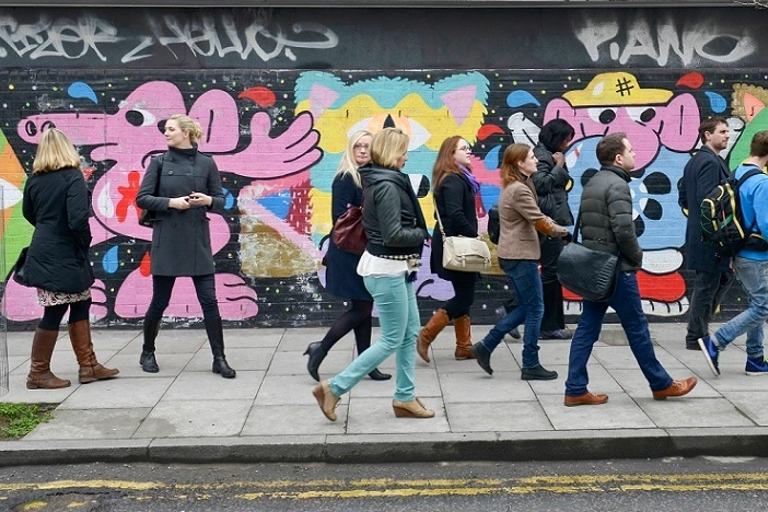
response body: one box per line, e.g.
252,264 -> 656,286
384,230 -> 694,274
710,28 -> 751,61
460,165 -> 481,195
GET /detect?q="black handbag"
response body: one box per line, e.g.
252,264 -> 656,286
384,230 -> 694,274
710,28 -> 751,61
557,212 -> 620,302
12,246 -> 30,286
138,154 -> 164,227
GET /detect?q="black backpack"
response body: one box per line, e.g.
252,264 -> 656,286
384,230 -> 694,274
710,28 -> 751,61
488,204 -> 500,245
700,167 -> 764,258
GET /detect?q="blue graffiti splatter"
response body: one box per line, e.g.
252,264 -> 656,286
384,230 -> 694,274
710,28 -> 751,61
484,145 -> 502,171
222,188 -> 234,209
102,246 -> 118,273
506,90 -> 540,108
705,91 -> 727,113
67,82 -> 98,104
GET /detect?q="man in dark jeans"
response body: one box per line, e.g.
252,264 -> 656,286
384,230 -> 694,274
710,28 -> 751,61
678,118 -> 734,351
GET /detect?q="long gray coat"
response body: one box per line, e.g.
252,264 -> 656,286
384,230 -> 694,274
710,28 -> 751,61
136,147 -> 225,276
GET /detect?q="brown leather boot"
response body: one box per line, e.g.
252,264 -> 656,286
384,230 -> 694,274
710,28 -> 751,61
68,320 -> 119,384
453,315 -> 476,360
416,309 -> 450,363
27,328 -> 71,389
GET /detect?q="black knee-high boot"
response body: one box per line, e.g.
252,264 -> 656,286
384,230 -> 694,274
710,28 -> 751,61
204,316 -> 236,379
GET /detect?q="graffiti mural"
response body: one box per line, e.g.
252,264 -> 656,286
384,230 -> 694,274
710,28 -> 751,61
2,6 -> 768,327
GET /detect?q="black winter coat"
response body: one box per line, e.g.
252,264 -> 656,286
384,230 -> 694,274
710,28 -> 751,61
532,142 -> 574,226
324,172 -> 372,301
579,165 -> 643,271
430,172 -> 479,282
136,146 -> 225,276
678,146 -> 731,272
359,163 -> 428,257
22,166 -> 94,294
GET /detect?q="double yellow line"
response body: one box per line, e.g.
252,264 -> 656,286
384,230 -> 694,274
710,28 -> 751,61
3,473 -> 768,501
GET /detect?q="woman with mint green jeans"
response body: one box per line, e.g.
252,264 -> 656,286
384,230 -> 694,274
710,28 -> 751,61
313,127 -> 434,421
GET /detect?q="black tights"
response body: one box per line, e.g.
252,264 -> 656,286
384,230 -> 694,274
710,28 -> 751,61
320,300 -> 374,355
443,278 -> 476,319
39,299 -> 91,330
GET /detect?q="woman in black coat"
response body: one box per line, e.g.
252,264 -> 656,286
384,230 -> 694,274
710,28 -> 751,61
417,136 -> 481,362
20,128 -> 119,389
136,114 -> 235,378
304,131 -> 390,382
532,119 -> 575,340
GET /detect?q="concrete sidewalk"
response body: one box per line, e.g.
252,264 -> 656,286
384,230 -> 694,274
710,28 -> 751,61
2,322 -> 768,466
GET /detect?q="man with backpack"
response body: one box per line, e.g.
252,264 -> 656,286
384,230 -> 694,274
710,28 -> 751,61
699,131 -> 768,377
679,118 -> 734,351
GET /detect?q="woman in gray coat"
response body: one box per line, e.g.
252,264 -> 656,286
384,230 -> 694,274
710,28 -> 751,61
136,114 -> 235,378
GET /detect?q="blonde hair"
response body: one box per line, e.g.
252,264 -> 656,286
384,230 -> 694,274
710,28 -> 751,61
32,128 -> 82,174
335,130 -> 372,188
168,114 -> 204,144
370,128 -> 410,169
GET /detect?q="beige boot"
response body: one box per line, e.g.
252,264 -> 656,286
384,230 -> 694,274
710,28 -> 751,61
68,320 -> 119,384
453,315 -> 476,360
26,328 -> 71,389
416,309 -> 450,363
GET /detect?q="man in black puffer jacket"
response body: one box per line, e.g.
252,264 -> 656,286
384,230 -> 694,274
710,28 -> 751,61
563,132 -> 697,407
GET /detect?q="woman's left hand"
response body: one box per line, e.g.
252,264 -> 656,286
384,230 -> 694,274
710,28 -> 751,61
187,192 -> 212,208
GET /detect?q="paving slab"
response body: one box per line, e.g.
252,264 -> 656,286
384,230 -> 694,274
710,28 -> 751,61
4,322 -> 768,465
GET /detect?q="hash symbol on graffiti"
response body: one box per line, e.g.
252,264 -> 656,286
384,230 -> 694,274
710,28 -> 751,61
615,77 -> 635,97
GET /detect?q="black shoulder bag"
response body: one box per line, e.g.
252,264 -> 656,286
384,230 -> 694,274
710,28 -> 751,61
138,154 -> 164,228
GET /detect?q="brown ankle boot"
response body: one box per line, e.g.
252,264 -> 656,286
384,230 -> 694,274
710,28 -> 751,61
68,320 -> 119,384
27,328 -> 71,389
454,315 -> 476,360
417,309 -> 450,363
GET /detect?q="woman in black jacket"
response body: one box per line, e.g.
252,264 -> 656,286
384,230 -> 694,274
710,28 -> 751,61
313,128 -> 434,421
136,114 -> 235,379
21,128 -> 119,389
417,136 -> 481,363
304,130 -> 390,382
532,119 -> 575,340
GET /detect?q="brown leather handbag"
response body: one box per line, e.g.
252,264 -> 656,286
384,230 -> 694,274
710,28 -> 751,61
332,204 -> 367,255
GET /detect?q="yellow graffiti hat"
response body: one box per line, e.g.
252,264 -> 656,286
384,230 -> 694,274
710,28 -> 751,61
563,72 -> 673,106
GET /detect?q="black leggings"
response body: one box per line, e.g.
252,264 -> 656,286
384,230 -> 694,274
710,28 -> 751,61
443,278 -> 476,319
39,298 -> 91,330
144,274 -> 220,321
320,300 -> 374,355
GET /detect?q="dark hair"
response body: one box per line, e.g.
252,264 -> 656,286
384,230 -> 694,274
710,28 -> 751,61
539,119 -> 575,153
750,130 -> 768,158
596,132 -> 628,167
698,117 -> 728,145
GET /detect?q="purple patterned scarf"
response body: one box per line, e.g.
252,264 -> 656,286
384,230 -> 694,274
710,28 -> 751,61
460,165 -> 481,195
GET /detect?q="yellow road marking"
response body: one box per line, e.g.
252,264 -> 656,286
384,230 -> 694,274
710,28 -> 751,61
4,473 -> 768,501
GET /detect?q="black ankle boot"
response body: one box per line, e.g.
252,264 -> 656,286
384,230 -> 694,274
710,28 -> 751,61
140,351 -> 159,373
204,316 -> 236,379
368,368 -> 392,381
304,341 -> 327,382
470,342 -> 493,375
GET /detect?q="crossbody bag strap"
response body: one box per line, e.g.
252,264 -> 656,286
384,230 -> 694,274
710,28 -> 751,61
153,153 -> 165,197
432,196 -> 447,238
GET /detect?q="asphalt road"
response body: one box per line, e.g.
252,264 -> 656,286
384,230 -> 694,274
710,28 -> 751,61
2,456 -> 768,511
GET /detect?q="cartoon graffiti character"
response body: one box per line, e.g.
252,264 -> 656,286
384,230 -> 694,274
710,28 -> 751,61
10,80 -> 322,321
294,71 -> 493,301
545,72 -> 701,315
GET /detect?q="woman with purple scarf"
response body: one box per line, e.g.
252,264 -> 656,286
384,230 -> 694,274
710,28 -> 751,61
417,136 -> 483,363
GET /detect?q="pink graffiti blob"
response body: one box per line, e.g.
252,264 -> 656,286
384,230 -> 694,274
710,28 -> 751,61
11,80 -> 322,321
545,93 -> 700,171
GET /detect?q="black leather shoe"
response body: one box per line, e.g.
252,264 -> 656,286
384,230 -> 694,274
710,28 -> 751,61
368,368 -> 392,381
303,341 -> 327,382
521,364 -> 558,381
140,351 -> 159,373
212,357 -> 236,379
470,342 -> 493,375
